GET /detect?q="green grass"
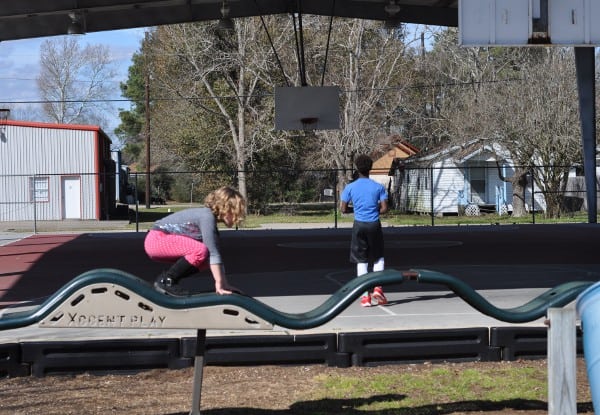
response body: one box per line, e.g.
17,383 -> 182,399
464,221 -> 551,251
126,203 -> 596,231
384,211 -> 594,227
311,364 -> 550,413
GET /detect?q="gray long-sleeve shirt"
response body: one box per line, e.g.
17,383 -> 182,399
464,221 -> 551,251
152,207 -> 222,264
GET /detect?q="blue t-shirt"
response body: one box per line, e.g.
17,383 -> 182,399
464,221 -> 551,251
341,178 -> 388,222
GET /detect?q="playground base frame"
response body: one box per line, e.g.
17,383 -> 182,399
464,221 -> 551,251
0,268 -> 592,414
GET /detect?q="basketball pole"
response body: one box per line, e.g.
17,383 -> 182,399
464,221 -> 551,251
574,47 -> 597,224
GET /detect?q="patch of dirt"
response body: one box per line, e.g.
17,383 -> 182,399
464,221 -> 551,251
0,359 -> 594,414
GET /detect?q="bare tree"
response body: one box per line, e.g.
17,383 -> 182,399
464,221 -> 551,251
426,29 -> 581,218
306,19 -> 417,190
491,48 -> 581,218
123,18 -> 420,202
37,36 -> 117,126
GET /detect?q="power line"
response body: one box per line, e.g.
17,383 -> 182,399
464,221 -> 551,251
0,77 -> 525,106
0,76 -> 123,84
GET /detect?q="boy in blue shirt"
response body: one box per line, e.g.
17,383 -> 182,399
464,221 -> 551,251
340,155 -> 389,307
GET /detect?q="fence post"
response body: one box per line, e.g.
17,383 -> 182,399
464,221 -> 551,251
531,168 -> 536,224
190,181 -> 194,205
334,171 -> 338,229
32,174 -> 38,234
430,167 -> 434,226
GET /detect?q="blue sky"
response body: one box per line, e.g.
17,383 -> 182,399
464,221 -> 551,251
0,28 -> 146,144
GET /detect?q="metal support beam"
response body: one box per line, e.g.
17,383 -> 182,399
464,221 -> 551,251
190,329 -> 207,415
574,47 -> 597,223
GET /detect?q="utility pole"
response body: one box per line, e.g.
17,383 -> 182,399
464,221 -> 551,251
144,32 -> 151,209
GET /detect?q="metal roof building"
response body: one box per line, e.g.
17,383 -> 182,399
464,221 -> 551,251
0,120 -> 115,221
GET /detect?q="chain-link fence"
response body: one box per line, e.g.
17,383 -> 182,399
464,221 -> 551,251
389,163 -> 598,225
1,164 -> 598,230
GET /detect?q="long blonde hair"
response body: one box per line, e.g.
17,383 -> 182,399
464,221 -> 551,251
204,186 -> 246,224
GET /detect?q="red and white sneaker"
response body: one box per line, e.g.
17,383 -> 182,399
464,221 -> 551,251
372,286 -> 388,306
360,295 -> 372,307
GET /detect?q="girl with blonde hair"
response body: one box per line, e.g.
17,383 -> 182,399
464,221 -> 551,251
144,186 -> 246,296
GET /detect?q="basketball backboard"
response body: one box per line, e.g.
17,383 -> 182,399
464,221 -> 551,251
275,86 -> 341,131
459,0 -> 531,46
459,0 -> 600,46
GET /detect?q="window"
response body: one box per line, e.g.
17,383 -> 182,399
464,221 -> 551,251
416,169 -> 431,191
30,176 -> 49,202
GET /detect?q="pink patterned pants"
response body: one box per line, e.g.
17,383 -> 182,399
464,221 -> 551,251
144,229 -> 209,269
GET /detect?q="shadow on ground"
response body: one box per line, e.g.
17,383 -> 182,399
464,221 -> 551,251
167,396 -> 594,414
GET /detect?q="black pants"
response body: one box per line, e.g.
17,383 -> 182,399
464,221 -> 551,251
349,220 -> 384,264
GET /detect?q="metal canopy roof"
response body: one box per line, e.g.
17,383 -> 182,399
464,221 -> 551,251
0,0 -> 458,41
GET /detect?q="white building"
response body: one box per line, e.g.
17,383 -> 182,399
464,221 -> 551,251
0,120 -> 115,221
392,141 -> 547,216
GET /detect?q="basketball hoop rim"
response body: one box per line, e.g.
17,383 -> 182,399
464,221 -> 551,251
300,117 -> 319,130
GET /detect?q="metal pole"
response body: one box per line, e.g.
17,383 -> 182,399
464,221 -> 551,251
334,170 -> 338,229
144,71 -> 151,209
190,329 -> 207,415
144,31 -> 151,210
135,173 -> 139,233
430,167 -> 434,226
531,169 -> 536,224
33,174 -> 37,234
574,47 -> 597,223
503,164 -> 507,212
190,181 -> 194,205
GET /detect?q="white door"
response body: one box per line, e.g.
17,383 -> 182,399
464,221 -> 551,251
62,176 -> 81,219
